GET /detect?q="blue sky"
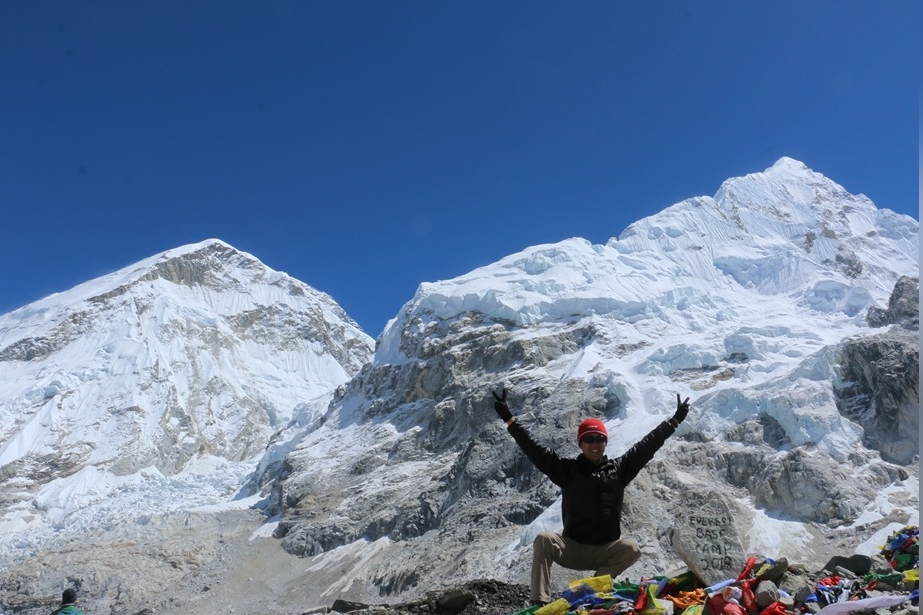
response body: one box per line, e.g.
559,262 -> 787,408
1,2 -> 919,337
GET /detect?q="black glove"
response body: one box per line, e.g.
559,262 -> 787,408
492,389 -> 513,422
672,393 -> 690,424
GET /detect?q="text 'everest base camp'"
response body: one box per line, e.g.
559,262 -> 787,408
0,157 -> 917,615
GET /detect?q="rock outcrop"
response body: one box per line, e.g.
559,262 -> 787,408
837,276 -> 919,465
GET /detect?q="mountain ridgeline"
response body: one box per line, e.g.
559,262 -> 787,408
0,158 -> 917,615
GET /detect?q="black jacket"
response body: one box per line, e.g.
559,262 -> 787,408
508,418 -> 675,545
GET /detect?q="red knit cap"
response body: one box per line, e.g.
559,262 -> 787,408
577,418 -> 608,444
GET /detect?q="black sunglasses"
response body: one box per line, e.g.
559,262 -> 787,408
581,434 -> 607,444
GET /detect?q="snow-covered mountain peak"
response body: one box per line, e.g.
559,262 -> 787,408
620,155 -> 912,242
711,156 -> 872,229
378,159 -> 917,364
0,240 -> 374,565
0,239 -> 279,337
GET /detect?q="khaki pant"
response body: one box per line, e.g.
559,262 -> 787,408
531,531 -> 642,603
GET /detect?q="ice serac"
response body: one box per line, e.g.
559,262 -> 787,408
274,158 -> 918,603
0,239 -> 374,565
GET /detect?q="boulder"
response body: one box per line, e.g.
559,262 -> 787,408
669,489 -> 748,585
755,581 -> 780,609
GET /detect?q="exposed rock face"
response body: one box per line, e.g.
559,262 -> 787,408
837,277 -> 920,465
271,304 -> 917,602
866,276 -> 919,330
268,311 -> 660,600
750,446 -> 903,522
835,327 -> 919,465
275,313 -> 595,579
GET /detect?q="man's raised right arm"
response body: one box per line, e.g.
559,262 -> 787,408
492,388 -> 568,486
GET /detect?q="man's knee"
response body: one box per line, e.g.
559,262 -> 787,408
533,531 -> 560,557
596,538 -> 643,578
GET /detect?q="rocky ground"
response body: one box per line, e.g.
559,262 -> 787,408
149,511 -> 533,615
2,507 -> 917,615
330,579 -> 532,615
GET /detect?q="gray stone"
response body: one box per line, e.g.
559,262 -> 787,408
436,588 -> 476,611
870,553 -> 896,575
332,599 -> 372,613
832,566 -> 857,580
870,576 -> 902,591
779,575 -> 812,603
755,581 -> 780,609
669,489 -> 748,586
823,553 -> 872,576
755,557 -> 789,583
